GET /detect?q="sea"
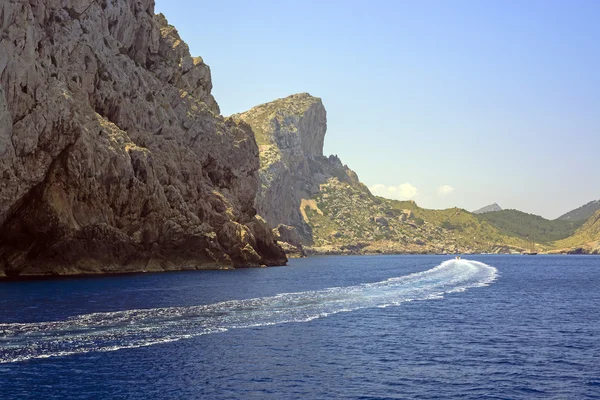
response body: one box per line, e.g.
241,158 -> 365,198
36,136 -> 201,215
0,255 -> 599,399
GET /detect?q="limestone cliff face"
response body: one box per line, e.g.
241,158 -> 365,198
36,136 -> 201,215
0,0 -> 286,277
233,93 -> 360,242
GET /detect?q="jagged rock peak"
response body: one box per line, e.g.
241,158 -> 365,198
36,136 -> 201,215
232,93 -> 326,158
473,203 -> 502,214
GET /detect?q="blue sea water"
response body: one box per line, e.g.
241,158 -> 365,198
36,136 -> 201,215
0,255 -> 599,399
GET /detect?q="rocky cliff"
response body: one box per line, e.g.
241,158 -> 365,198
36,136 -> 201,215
0,0 -> 286,278
233,93 -> 362,244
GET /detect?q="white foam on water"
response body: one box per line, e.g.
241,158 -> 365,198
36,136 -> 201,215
0,259 -> 497,363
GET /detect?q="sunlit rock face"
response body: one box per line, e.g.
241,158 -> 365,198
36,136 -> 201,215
0,0 -> 286,277
233,93 -> 361,244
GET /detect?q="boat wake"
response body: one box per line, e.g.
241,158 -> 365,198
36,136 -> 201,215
0,259 -> 497,363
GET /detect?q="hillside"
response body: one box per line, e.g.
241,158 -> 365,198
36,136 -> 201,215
557,200 -> 600,222
233,95 -> 599,256
304,179 -> 530,254
475,210 -> 583,243
236,94 -> 533,255
552,210 -> 600,253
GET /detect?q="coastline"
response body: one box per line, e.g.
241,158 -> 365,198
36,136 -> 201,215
3,249 -> 597,282
0,256 -> 282,282
0,264 -> 239,282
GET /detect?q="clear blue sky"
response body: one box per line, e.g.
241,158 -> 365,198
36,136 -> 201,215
155,0 -> 600,219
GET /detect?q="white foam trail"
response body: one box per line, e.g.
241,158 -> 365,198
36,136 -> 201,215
0,259 -> 497,364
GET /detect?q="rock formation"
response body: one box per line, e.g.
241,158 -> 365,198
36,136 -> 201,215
233,93 -> 363,243
0,0 -> 286,278
235,94 -> 534,255
272,224 -> 306,258
472,203 -> 502,214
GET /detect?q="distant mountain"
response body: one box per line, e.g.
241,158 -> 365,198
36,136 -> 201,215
473,203 -> 502,214
474,209 -> 583,243
557,200 -> 600,222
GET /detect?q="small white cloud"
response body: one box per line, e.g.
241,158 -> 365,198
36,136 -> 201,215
370,183 -> 418,200
438,185 -> 455,196
397,183 -> 418,199
370,184 -> 385,192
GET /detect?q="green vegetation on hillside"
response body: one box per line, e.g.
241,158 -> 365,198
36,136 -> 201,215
557,200 -> 600,222
386,202 -> 530,248
300,175 -> 600,254
553,210 -> 600,250
303,178 -> 530,253
475,210 -> 583,243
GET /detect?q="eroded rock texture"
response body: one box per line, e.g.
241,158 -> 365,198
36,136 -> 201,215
0,0 -> 286,277
233,93 -> 362,244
